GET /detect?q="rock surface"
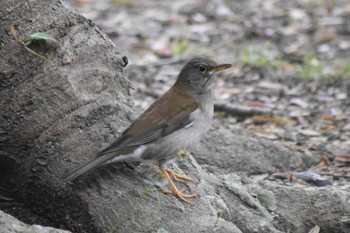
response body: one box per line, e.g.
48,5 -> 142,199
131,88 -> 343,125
195,122 -> 319,174
0,0 -> 132,232
0,210 -> 71,233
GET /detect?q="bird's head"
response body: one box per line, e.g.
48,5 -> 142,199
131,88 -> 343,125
175,57 -> 232,95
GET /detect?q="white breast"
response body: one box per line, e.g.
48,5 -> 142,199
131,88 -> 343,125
168,100 -> 213,150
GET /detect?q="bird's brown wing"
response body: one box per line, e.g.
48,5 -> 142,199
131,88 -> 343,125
96,89 -> 199,157
62,89 -> 198,183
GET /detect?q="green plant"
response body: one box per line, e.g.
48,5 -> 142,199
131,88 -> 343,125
25,32 -> 57,42
295,54 -> 324,79
240,49 -> 283,68
239,46 -> 350,79
143,185 -> 162,212
334,60 -> 350,78
214,209 -> 224,227
107,223 -> 119,233
170,38 -> 189,56
10,26 -> 56,65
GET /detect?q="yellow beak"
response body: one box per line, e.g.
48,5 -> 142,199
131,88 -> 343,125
210,63 -> 232,73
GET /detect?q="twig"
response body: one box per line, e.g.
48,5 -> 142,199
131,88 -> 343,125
211,32 -> 245,51
0,194 -> 13,201
10,25 -> 30,46
214,102 -> 273,117
131,57 -> 187,67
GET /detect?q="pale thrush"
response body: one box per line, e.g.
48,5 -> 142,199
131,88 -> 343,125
62,56 -> 232,202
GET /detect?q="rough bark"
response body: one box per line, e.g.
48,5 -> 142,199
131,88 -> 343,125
0,1 -> 349,233
0,210 -> 71,233
195,124 -> 318,174
0,0 -> 132,232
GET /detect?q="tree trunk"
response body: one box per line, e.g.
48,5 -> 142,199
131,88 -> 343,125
0,0 -> 132,232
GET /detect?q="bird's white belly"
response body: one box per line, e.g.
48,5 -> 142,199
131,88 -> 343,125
140,105 -> 213,162
107,101 -> 213,165
167,116 -> 211,149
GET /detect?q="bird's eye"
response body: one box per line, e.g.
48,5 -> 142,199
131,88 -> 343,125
198,65 -> 207,73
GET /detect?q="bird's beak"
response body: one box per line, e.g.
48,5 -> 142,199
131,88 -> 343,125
210,63 -> 232,73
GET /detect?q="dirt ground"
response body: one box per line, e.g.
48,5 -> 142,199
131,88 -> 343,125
68,0 -> 350,186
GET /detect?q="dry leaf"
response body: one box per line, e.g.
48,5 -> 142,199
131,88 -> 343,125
10,25 -> 17,39
308,225 -> 320,233
315,155 -> 331,170
252,115 -> 296,126
298,129 -> 321,137
335,155 -> 350,167
292,171 -> 332,187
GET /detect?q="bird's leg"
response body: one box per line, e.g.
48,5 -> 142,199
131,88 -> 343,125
165,168 -> 193,183
161,168 -> 198,203
155,162 -> 192,184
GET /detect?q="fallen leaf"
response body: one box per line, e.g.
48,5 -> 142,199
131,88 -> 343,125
308,225 -> 320,233
10,25 -> 17,39
298,129 -> 321,137
270,172 -> 288,180
257,81 -> 288,92
335,155 -> 350,167
315,155 -> 331,170
290,98 -> 309,108
252,115 -> 296,126
292,171 -> 332,186
216,87 -> 241,95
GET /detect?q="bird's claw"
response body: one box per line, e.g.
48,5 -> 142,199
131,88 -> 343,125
162,189 -> 198,203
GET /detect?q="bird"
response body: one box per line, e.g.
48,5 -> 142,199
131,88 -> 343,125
62,56 -> 232,202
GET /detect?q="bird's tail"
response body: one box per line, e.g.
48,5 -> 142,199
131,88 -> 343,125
61,153 -> 117,183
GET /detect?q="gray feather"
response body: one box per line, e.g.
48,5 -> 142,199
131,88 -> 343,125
62,152 -> 117,183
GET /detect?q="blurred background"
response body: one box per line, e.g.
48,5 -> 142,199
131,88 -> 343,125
68,0 -> 350,182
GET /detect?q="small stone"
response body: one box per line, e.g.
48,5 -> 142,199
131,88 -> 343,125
298,129 -> 321,137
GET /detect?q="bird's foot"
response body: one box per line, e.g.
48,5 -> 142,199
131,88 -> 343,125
161,168 -> 198,203
165,168 -> 193,183
162,189 -> 198,203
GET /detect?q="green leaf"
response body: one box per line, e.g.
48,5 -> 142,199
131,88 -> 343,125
240,49 -> 283,68
170,39 -> 189,56
24,46 -> 54,65
26,32 -> 57,42
336,61 -> 350,78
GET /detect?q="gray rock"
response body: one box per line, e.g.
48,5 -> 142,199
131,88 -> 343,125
0,210 -> 71,233
194,122 -> 319,174
264,183 -> 350,233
